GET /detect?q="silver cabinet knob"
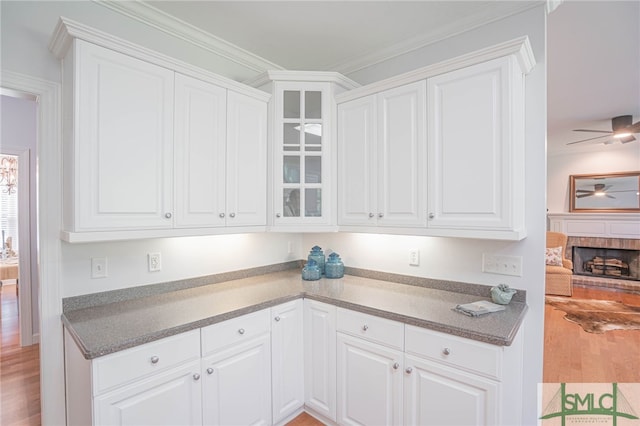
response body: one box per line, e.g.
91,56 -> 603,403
164,213 -> 172,219
378,213 -> 384,218
274,316 -> 281,322
206,368 -> 214,375
442,347 -> 451,356
428,212 -> 435,219
405,367 -> 413,374
276,213 -> 282,218
150,356 -> 159,364
219,213 -> 225,218
362,325 -> 369,331
229,213 -> 236,218
369,213 -> 374,218
193,373 -> 200,381
238,328 -> 245,335
393,362 -> 400,370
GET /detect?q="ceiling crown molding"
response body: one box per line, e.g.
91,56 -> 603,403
244,71 -> 360,92
92,0 -> 284,73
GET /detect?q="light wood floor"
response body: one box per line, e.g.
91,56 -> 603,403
0,284 -> 41,426
1,283 -> 638,426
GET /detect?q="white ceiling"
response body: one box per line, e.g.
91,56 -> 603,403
140,0 -> 640,154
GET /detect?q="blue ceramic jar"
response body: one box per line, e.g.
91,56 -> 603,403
302,259 -> 321,281
325,252 -> 344,279
308,245 -> 325,275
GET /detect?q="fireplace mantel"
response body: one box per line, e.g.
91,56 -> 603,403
548,213 -> 640,239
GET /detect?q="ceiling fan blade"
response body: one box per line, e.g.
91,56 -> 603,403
567,134 -> 612,145
576,190 -> 592,193
627,121 -> 640,133
572,129 -> 612,133
577,193 -> 594,198
606,194 -> 616,199
620,135 -> 636,143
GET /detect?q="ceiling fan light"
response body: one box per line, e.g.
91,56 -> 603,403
613,132 -> 632,139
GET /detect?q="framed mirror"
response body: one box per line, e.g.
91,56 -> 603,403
570,171 -> 640,212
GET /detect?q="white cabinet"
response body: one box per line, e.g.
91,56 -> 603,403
426,56 -> 525,235
201,309 -> 272,426
271,300 -> 304,424
303,300 -> 337,421
64,39 -> 175,232
338,81 -> 427,227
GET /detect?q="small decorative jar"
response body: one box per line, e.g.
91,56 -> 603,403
490,284 -> 517,305
325,252 -> 344,279
308,245 -> 326,275
302,259 -> 321,281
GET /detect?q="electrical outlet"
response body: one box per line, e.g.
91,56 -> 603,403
91,257 -> 107,278
409,250 -> 420,266
148,253 -> 162,272
482,254 -> 523,277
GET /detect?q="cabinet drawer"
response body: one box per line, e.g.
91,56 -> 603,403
92,329 -> 200,395
336,308 -> 404,350
405,325 -> 502,379
201,308 -> 271,356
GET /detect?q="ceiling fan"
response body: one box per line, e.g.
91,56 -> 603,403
567,115 -> 640,145
576,183 -> 615,198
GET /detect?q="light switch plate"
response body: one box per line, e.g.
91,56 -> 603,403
148,253 -> 162,272
91,257 -> 107,278
482,254 -> 522,277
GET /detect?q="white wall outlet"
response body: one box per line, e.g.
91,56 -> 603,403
482,254 -> 523,277
409,249 -> 420,266
148,253 -> 162,272
91,257 -> 107,278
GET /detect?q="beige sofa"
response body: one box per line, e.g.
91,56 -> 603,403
545,232 -> 573,296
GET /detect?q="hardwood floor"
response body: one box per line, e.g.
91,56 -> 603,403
1,282 -> 637,426
0,284 -> 41,426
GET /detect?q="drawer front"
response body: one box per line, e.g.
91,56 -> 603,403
92,329 -> 200,395
405,325 -> 502,379
336,308 -> 404,350
201,308 -> 271,356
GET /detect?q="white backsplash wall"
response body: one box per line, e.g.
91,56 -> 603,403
303,233 -> 529,289
61,233 -> 303,298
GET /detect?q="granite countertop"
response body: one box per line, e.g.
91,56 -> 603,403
63,270 -> 528,359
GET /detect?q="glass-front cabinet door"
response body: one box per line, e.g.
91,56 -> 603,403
275,82 -> 331,225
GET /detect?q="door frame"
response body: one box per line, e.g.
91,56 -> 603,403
1,70 -> 65,426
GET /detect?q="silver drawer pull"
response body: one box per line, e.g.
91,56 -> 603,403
193,373 -> 200,381
442,347 -> 451,356
405,367 -> 413,374
378,213 -> 384,218
393,362 -> 400,370
369,213 -> 374,218
229,213 -> 236,218
428,212 -> 435,219
362,325 -> 369,331
219,213 -> 225,218
150,356 -> 159,364
207,368 -> 214,375
274,316 -> 281,322
238,328 -> 245,335
164,212 -> 172,219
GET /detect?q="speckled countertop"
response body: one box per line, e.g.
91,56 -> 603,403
63,269 -> 528,359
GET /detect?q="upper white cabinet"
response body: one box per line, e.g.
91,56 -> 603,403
427,56 -> 524,235
336,37 -> 534,240
338,81 -> 427,227
51,20 -> 270,242
65,39 -> 175,232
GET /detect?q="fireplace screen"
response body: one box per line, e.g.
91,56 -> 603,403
573,247 -> 640,281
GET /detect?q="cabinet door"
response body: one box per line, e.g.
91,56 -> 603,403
337,95 -> 377,226
404,354 -> 498,426
94,360 -> 202,426
304,300 -> 337,421
337,333 -> 403,426
427,56 -> 521,231
75,40 -> 174,230
271,300 -> 304,423
226,91 -> 268,226
174,73 -> 227,228
202,333 -> 271,426
377,81 -> 427,227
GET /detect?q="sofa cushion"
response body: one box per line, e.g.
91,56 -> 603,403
545,246 -> 563,266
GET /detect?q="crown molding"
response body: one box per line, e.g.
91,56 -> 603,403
546,0 -> 564,14
328,2 -> 541,76
244,70 -> 360,92
48,17 -> 270,101
336,36 -> 536,104
92,0 -> 284,73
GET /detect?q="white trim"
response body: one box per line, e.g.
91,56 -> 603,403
548,213 -> 640,239
546,0 -> 564,14
335,36 -> 536,104
244,71 -> 360,92
0,146 -> 33,346
1,70 -> 65,426
49,17 -> 271,102
92,0 -> 284,73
